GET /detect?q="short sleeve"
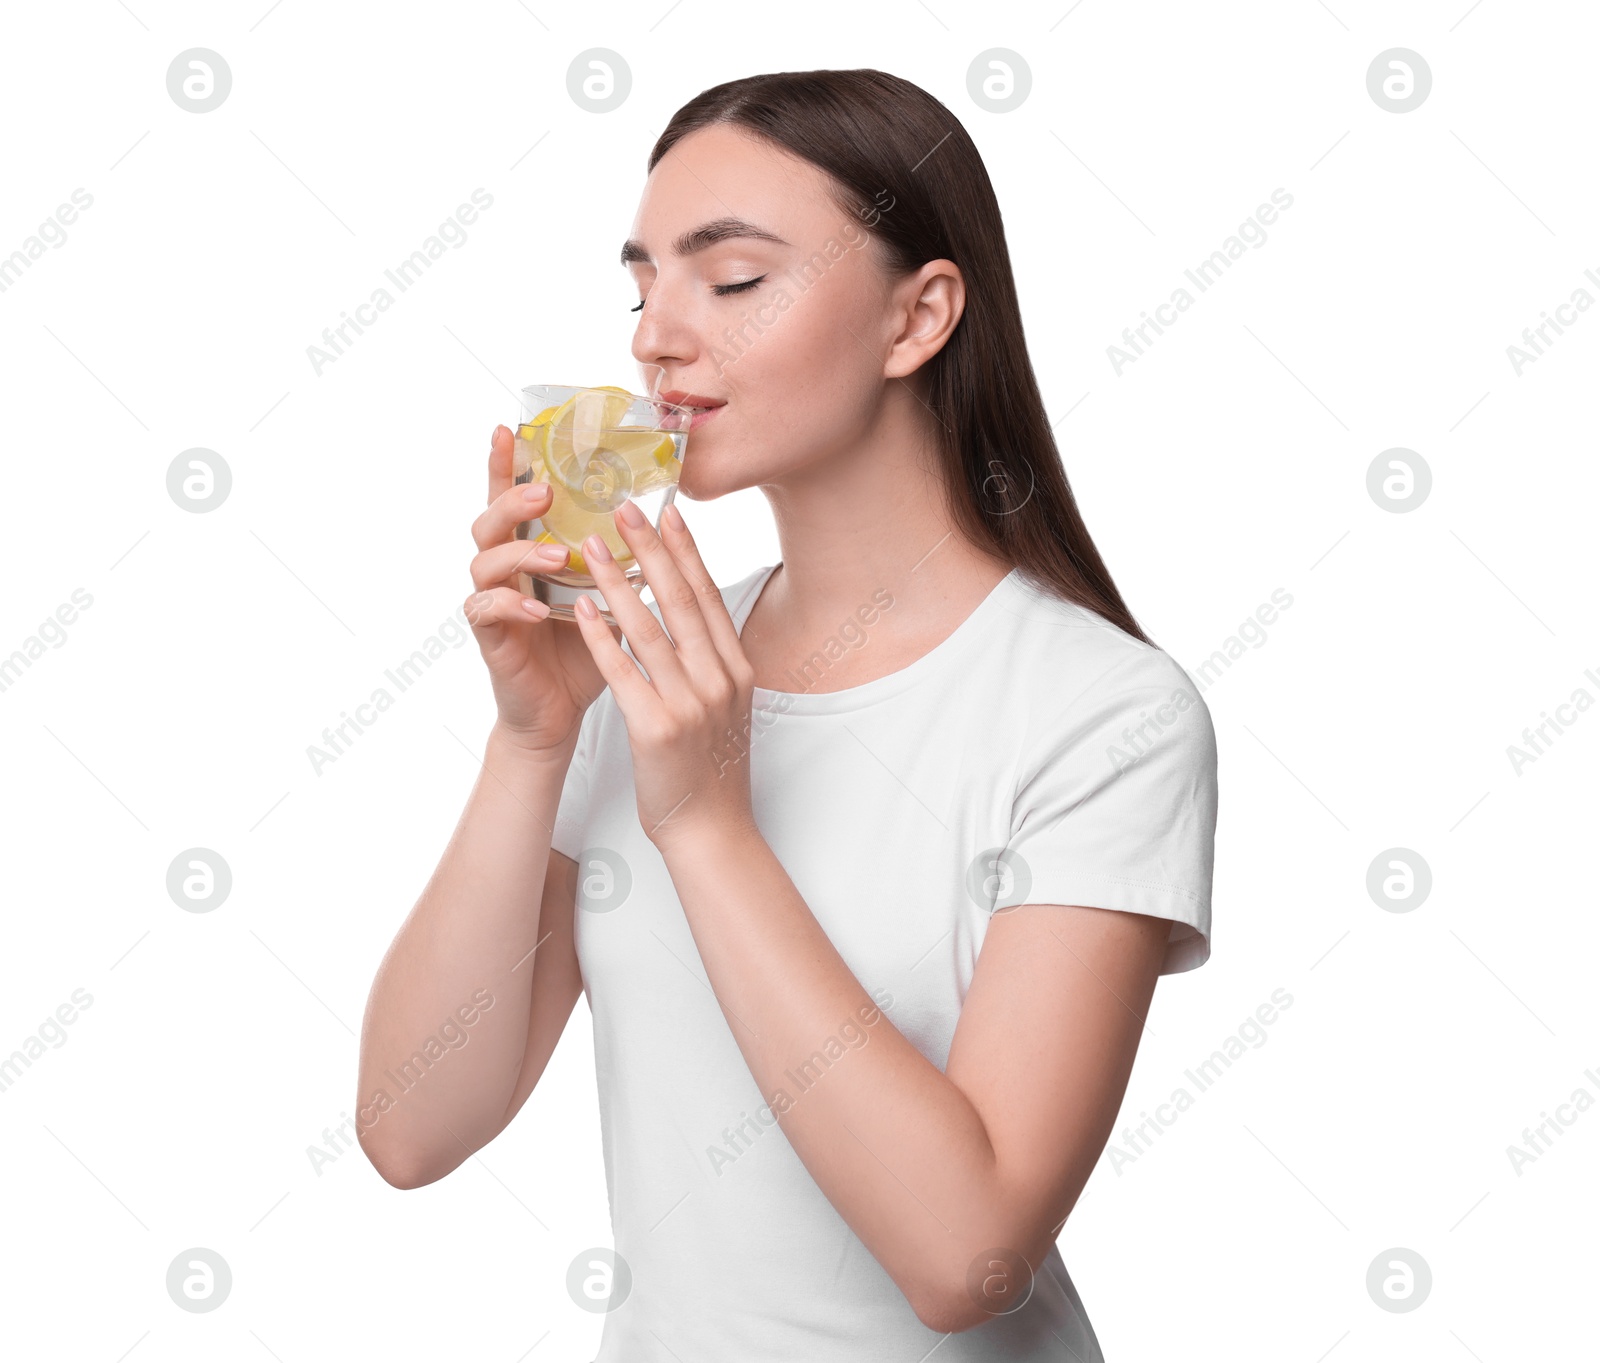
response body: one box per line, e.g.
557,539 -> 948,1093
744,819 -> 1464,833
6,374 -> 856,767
550,704 -> 598,862
999,655 -> 1218,974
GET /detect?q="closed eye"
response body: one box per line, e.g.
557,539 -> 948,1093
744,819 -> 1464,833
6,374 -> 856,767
713,276 -> 765,296
630,275 -> 767,312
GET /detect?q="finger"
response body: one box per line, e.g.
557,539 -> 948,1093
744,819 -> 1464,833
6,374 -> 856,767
470,536 -> 575,592
608,500 -> 721,671
655,503 -> 750,677
487,425 -> 514,508
580,529 -> 694,696
571,591 -> 664,721
463,584 -> 552,629
472,477 -> 554,552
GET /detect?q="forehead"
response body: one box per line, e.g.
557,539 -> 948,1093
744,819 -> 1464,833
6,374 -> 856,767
627,124 -> 840,254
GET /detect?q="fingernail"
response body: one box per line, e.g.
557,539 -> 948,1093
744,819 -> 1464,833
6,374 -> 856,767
536,543 -> 569,561
522,482 -> 550,501
584,533 -> 614,563
662,502 -> 685,531
617,499 -> 646,528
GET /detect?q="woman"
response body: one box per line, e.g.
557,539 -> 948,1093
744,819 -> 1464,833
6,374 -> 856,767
358,68 -> 1218,1361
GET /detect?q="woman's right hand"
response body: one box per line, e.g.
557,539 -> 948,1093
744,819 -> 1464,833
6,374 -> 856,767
464,425 -> 617,756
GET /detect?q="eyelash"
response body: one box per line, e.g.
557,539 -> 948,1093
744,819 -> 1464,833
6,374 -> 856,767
630,276 -> 766,312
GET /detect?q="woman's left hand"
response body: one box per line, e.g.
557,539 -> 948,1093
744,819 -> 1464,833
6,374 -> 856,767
570,500 -> 759,854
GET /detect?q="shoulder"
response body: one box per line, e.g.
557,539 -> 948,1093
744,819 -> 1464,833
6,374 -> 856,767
995,571 -> 1215,761
1001,572 -> 1202,702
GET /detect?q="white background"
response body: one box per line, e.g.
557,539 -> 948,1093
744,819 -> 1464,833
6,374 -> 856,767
1,0 -> 1596,1358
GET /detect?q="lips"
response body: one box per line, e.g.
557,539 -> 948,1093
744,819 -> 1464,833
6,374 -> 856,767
657,389 -> 727,414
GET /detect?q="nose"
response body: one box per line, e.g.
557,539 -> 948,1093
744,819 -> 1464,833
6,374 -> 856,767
629,280 -> 696,379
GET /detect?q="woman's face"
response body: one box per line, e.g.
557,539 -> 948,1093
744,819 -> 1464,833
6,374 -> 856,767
624,123 -> 899,501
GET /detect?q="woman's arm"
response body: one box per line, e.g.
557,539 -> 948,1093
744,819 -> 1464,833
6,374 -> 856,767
355,721 -> 584,1189
660,821 -> 1170,1335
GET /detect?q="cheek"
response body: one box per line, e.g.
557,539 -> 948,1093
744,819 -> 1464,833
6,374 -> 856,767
681,261 -> 886,493
732,281 -> 879,413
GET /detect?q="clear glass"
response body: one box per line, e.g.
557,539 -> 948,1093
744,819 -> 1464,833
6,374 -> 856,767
511,368 -> 695,625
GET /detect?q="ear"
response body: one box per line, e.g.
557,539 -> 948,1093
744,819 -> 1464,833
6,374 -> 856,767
884,259 -> 965,379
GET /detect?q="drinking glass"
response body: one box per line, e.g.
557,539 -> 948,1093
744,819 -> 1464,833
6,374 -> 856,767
511,367 -> 696,624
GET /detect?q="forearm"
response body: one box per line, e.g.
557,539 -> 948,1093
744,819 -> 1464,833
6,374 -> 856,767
660,823 -> 1021,1328
356,721 -> 574,1186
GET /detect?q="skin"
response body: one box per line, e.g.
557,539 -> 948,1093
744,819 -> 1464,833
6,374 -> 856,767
623,122 -> 1018,679
357,121 -> 1172,1339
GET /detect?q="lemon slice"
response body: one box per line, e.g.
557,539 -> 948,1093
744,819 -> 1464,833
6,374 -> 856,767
525,432 -> 635,566
545,390 -> 632,490
520,390 -> 683,571
539,472 -> 634,566
513,403 -> 561,479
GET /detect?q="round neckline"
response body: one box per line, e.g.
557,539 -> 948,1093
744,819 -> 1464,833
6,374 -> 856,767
734,563 -> 1022,714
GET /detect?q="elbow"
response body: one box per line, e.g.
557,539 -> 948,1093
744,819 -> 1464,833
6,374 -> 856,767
912,1232 -> 1053,1336
371,1160 -> 434,1191
359,1134 -> 444,1191
912,1272 -> 1007,1335
913,1290 -> 987,1336
365,1152 -> 430,1191
906,1267 -> 993,1336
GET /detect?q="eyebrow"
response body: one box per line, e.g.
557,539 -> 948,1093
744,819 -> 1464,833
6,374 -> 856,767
620,216 -> 789,266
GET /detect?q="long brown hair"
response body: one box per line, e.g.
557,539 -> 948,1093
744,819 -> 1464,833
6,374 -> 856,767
649,68 -> 1154,647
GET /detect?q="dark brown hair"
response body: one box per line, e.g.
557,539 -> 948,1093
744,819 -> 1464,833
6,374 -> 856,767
648,67 -> 1155,646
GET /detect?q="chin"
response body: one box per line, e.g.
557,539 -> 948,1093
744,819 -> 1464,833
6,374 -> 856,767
674,457 -> 743,503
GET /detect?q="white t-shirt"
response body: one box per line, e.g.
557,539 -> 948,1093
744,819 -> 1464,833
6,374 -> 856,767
551,562 -> 1218,1361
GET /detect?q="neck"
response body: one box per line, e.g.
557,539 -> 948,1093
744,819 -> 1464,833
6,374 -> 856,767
752,393 -> 1011,641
